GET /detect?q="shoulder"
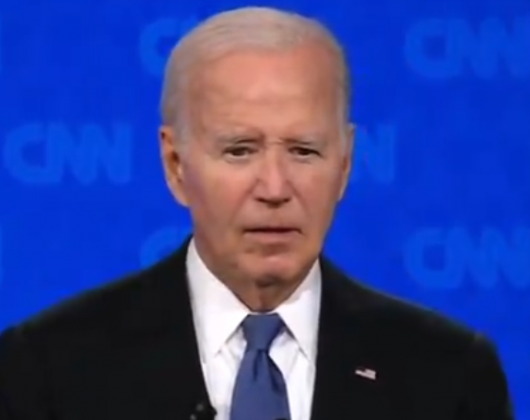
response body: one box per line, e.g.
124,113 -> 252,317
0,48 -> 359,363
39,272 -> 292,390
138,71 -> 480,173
336,270 -> 513,417
0,250 -> 186,350
322,258 -> 495,361
0,249 -> 187,416
324,261 -> 513,415
362,283 -> 476,349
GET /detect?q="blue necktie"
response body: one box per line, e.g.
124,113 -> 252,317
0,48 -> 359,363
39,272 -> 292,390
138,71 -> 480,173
230,313 -> 291,420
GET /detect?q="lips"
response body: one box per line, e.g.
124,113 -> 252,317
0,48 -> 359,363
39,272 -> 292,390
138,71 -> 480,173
245,227 -> 298,233
249,228 -> 292,232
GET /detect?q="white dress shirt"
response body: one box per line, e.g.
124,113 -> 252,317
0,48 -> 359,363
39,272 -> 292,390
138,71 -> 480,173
186,239 -> 322,420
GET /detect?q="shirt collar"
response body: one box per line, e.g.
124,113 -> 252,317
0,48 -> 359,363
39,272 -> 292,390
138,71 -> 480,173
186,238 -> 321,363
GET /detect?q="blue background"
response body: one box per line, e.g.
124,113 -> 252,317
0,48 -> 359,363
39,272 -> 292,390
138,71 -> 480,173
0,0 -> 528,417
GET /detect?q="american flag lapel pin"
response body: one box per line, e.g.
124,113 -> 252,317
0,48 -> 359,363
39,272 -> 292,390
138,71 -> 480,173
354,367 -> 377,380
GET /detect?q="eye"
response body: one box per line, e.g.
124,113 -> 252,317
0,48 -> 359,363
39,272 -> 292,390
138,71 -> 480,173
225,146 -> 255,157
291,147 -> 319,157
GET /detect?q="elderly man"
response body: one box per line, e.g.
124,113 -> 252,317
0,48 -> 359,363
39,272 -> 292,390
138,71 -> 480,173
0,6 -> 513,420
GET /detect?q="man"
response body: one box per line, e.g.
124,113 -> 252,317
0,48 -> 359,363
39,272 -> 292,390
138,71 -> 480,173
0,6 -> 513,420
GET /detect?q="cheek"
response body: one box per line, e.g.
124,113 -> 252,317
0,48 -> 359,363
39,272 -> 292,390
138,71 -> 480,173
296,185 -> 334,221
294,173 -> 343,227
296,168 -> 343,200
185,167 -> 250,223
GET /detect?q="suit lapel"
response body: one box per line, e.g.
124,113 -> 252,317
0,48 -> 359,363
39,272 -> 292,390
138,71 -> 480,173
309,257 -> 391,420
126,237 -> 211,420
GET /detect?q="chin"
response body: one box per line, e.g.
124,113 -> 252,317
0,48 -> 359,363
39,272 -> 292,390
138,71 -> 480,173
243,254 -> 304,284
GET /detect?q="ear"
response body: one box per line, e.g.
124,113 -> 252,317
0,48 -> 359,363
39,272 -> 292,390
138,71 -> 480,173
159,125 -> 190,207
337,123 -> 355,201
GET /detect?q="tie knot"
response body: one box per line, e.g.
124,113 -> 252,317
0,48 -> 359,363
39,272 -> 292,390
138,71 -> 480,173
241,313 -> 285,351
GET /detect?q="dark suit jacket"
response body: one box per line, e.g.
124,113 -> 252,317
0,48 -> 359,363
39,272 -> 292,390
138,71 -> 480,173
0,238 -> 513,420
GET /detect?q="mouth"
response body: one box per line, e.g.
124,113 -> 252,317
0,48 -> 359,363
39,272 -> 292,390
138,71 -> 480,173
244,227 -> 300,237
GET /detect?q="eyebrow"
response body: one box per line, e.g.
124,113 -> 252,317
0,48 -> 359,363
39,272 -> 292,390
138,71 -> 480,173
211,130 -> 327,146
280,134 -> 330,149
211,128 -> 261,141
283,136 -> 323,145
212,135 -> 259,149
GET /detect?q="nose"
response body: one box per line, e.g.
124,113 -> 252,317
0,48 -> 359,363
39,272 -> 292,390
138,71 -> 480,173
254,151 -> 292,206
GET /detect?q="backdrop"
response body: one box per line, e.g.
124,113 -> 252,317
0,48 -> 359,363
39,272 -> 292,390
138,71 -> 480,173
0,0 -> 528,417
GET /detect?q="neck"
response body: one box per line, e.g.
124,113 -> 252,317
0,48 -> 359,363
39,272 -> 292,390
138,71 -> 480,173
231,280 -> 304,312
192,237 -> 310,312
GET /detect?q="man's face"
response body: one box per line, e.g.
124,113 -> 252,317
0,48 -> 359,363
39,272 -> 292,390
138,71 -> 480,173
160,44 -> 353,288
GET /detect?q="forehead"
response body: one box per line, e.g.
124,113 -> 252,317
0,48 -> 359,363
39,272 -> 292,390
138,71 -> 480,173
188,46 -> 341,133
192,45 -> 338,104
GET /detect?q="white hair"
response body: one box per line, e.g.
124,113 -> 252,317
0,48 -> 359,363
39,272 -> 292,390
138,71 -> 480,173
160,6 -> 351,141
